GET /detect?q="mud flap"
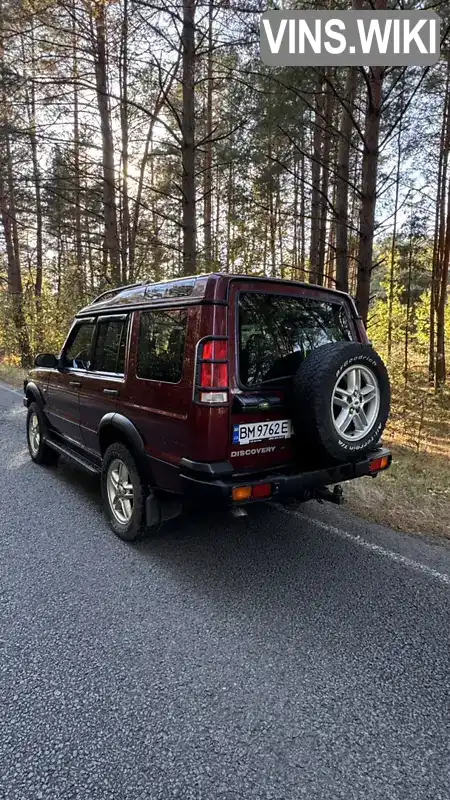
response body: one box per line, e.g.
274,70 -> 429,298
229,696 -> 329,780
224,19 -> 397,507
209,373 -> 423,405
145,493 -> 182,527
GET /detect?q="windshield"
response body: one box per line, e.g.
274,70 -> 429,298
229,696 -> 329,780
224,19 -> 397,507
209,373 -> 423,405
238,292 -> 353,387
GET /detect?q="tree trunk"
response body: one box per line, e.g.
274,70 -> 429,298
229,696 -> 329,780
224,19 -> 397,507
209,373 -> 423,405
226,160 -> 233,271
436,181 -> 450,386
327,180 -> 337,287
25,18 -> 44,317
335,66 -> 358,292
267,130 -> 277,278
309,69 -> 323,284
278,193 -> 284,277
215,163 -> 220,262
387,87 -> 404,362
300,145 -> 305,279
181,0 -> 196,275
120,0 -> 130,283
0,177 -> 18,290
430,58 -> 450,382
356,64 -> 385,324
269,185 -> 277,277
203,0 -> 213,267
92,3 -> 121,283
0,146 -> 32,366
404,218 -> 413,386
72,0 -> 83,298
129,63 -> 179,274
293,149 -> 299,277
318,68 -> 334,286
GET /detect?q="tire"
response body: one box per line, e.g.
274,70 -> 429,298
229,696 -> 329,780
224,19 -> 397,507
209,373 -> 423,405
101,442 -> 155,542
26,402 -> 60,466
291,341 -> 390,462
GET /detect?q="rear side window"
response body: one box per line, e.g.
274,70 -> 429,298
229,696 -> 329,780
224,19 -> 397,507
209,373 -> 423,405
239,292 -> 352,387
92,317 -> 128,374
137,309 -> 187,383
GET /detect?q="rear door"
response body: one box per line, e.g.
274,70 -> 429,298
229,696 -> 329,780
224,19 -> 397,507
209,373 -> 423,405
228,281 -> 356,472
79,314 -> 130,455
124,307 -> 193,491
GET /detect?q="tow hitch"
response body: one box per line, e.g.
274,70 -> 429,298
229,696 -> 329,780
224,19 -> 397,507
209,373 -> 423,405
281,484 -> 345,508
304,485 -> 345,505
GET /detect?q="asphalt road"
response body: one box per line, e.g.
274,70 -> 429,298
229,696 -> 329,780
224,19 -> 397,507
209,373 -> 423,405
1,382 -> 450,800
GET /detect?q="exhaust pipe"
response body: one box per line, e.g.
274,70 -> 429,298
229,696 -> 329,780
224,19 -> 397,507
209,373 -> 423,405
230,506 -> 248,519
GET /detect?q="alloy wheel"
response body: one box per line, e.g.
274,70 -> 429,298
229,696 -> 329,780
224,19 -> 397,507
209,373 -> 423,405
28,413 -> 41,456
331,365 -> 380,442
106,458 -> 134,524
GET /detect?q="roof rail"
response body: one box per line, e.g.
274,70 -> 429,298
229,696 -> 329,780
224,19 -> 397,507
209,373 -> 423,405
92,282 -> 143,305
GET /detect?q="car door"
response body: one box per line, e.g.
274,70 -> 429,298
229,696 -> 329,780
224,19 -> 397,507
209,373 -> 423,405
124,307 -> 192,491
45,318 -> 96,445
78,314 -> 130,455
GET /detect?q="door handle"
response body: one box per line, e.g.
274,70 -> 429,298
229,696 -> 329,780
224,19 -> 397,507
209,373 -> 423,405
69,381 -> 81,387
103,389 -> 119,397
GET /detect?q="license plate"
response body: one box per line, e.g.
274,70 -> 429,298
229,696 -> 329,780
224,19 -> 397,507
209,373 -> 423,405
232,419 -> 292,445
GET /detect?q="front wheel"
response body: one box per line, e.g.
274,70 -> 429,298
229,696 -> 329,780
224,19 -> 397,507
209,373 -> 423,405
101,443 -> 156,541
26,402 -> 60,466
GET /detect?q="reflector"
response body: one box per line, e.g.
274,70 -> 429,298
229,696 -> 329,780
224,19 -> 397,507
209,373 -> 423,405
369,455 -> 390,473
232,486 -> 252,502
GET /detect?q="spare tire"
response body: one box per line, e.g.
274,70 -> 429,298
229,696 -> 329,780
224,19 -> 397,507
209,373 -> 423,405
291,341 -> 390,462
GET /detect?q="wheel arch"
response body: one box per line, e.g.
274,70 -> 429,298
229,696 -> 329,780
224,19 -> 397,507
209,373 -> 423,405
24,380 -> 45,409
98,414 -> 150,480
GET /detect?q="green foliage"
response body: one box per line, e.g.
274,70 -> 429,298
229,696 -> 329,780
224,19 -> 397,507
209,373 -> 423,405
0,279 -> 78,359
367,277 -> 450,455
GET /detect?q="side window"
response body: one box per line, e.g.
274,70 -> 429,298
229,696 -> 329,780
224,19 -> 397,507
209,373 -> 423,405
137,309 -> 187,383
92,317 -> 129,374
62,322 -> 96,369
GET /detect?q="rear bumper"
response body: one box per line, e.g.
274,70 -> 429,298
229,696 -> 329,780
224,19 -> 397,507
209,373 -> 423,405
179,447 -> 392,508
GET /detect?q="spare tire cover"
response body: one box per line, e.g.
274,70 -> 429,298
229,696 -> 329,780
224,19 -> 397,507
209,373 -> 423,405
291,341 -> 390,462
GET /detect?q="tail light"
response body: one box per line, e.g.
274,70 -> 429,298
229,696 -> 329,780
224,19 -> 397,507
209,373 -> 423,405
195,337 -> 229,405
369,454 -> 391,473
232,483 -> 272,502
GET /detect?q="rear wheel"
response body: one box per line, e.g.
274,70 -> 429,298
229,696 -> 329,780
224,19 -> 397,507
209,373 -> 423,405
101,442 -> 156,541
26,402 -> 60,466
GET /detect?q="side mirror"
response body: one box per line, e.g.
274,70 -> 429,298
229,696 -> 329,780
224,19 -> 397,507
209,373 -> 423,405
34,353 -> 58,368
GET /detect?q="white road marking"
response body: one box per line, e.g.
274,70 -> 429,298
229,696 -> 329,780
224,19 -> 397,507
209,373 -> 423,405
277,505 -> 450,587
0,382 -> 22,396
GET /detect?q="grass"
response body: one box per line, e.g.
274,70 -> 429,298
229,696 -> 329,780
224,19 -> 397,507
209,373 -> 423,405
1,360 -> 450,538
344,442 -> 450,539
0,362 -> 27,388
341,359 -> 450,539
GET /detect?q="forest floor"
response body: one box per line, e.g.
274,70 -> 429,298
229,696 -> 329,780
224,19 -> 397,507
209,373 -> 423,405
345,444 -> 450,539
351,369 -> 450,539
2,362 -> 450,539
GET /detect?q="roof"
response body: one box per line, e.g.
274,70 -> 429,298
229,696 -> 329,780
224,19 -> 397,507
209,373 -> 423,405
77,272 -> 353,317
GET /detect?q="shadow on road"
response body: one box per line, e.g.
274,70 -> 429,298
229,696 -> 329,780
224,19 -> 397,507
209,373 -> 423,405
5,427 -> 357,614
134,503 -> 352,616
57,458 -> 103,507
43,452 -> 351,602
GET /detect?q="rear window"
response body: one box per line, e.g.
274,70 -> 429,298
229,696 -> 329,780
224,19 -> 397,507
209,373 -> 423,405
238,292 -> 352,387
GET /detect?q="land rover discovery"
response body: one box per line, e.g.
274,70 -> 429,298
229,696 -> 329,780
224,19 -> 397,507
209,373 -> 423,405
24,273 -> 392,540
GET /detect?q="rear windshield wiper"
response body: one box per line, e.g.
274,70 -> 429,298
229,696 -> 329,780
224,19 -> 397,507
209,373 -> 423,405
253,374 -> 293,387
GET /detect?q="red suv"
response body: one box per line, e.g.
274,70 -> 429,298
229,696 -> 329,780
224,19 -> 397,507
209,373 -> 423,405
24,273 -> 391,541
